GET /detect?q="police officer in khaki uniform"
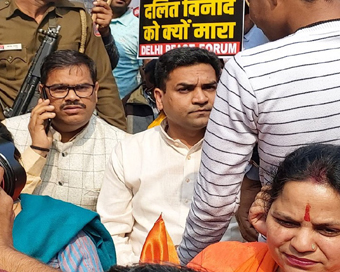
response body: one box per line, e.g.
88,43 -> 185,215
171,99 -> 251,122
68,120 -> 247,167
0,0 -> 126,131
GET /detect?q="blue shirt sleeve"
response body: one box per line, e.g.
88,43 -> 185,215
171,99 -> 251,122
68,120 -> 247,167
48,230 -> 104,272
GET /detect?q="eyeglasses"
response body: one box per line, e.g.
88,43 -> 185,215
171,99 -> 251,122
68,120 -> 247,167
43,83 -> 95,99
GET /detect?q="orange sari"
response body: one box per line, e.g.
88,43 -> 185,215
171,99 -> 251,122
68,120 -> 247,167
188,241 -> 278,272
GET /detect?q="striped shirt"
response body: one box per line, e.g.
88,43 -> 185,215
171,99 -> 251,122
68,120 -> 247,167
178,20 -> 340,264
48,230 -> 103,271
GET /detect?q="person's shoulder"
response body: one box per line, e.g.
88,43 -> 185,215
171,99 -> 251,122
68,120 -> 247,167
235,33 -> 300,67
119,125 -> 161,147
92,115 -> 127,138
125,9 -> 139,25
3,113 -> 30,128
55,0 -> 86,11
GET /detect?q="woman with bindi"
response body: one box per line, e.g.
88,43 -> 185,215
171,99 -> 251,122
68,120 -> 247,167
188,143 -> 340,272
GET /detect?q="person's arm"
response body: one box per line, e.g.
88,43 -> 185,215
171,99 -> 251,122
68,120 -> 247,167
20,148 -> 45,194
50,230 -> 103,272
0,184 -> 59,272
235,174 -> 262,242
177,56 -> 258,264
1,99 -> 53,194
21,98 -> 54,193
97,142 -> 138,265
91,0 -> 120,70
83,9 -> 126,130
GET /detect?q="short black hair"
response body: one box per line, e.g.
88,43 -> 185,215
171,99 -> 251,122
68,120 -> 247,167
268,143 -> 340,209
144,59 -> 157,86
154,47 -> 221,91
108,263 -> 202,272
40,49 -> 97,84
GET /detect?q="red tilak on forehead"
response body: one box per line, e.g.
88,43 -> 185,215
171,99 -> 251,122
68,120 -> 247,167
304,204 -> 311,222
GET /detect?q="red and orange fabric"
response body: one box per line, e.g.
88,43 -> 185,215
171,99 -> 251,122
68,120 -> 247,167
188,241 -> 278,272
140,214 -> 180,264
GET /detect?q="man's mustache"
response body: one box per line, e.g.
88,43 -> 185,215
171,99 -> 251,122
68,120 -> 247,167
60,101 -> 86,110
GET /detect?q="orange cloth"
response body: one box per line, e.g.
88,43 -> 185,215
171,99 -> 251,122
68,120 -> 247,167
140,214 -> 180,264
148,111 -> 166,129
188,241 -> 278,272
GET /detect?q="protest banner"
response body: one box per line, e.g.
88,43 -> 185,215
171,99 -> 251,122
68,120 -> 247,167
139,0 -> 244,58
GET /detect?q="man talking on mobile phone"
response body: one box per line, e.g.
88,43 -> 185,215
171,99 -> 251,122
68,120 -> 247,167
2,49 -> 126,211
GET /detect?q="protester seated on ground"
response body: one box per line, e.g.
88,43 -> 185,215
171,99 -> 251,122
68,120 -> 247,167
3,50 -> 126,211
0,123 -> 116,272
188,143 -> 340,272
122,59 -> 159,134
97,47 -> 245,266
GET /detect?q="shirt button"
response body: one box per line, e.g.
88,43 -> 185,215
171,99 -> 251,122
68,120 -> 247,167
7,56 -> 13,62
185,199 -> 189,204
62,152 -> 67,157
58,181 -> 63,186
187,155 -> 191,160
186,178 -> 190,183
5,0 -> 9,5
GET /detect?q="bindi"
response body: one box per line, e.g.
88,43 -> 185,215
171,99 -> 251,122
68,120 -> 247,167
304,203 -> 311,222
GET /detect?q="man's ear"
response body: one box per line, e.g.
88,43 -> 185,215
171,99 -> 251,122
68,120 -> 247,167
154,87 -> 164,111
94,82 -> 99,103
38,84 -> 43,96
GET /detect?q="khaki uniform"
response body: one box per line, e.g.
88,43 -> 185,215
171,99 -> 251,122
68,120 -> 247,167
0,0 -> 126,130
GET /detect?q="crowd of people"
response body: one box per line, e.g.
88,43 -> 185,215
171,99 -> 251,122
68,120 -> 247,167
1,0 -> 340,271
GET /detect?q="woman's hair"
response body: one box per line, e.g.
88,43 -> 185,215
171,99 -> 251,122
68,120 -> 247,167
268,143 -> 340,208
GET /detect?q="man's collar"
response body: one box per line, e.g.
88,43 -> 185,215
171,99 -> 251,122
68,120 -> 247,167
111,9 -> 132,26
159,118 -> 204,151
4,0 -> 22,19
51,115 -> 95,143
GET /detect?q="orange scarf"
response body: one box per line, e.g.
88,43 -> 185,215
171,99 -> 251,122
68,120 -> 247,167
140,214 -> 180,264
188,241 -> 278,272
148,111 -> 166,129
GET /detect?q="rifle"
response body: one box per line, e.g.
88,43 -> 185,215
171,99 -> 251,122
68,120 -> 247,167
3,25 -> 61,118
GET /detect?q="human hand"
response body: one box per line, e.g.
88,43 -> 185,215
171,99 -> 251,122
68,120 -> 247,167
248,185 -> 271,237
0,167 -> 15,249
28,99 -> 55,156
92,0 -> 112,37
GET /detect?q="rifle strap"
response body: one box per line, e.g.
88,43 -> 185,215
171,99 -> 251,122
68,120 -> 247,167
48,11 -> 57,30
47,7 -> 86,53
79,9 -> 87,53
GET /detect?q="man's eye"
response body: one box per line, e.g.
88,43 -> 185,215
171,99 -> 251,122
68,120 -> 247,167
75,85 -> 88,92
178,88 -> 189,93
52,86 -> 68,92
204,86 -> 217,92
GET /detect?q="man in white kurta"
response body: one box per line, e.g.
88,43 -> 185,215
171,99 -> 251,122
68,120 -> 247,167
97,47 -> 242,265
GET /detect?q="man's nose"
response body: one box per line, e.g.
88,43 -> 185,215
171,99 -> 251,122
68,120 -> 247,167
65,88 -> 79,100
192,88 -> 209,104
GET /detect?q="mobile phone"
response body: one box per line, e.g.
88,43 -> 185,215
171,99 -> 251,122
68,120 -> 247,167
41,88 -> 52,134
